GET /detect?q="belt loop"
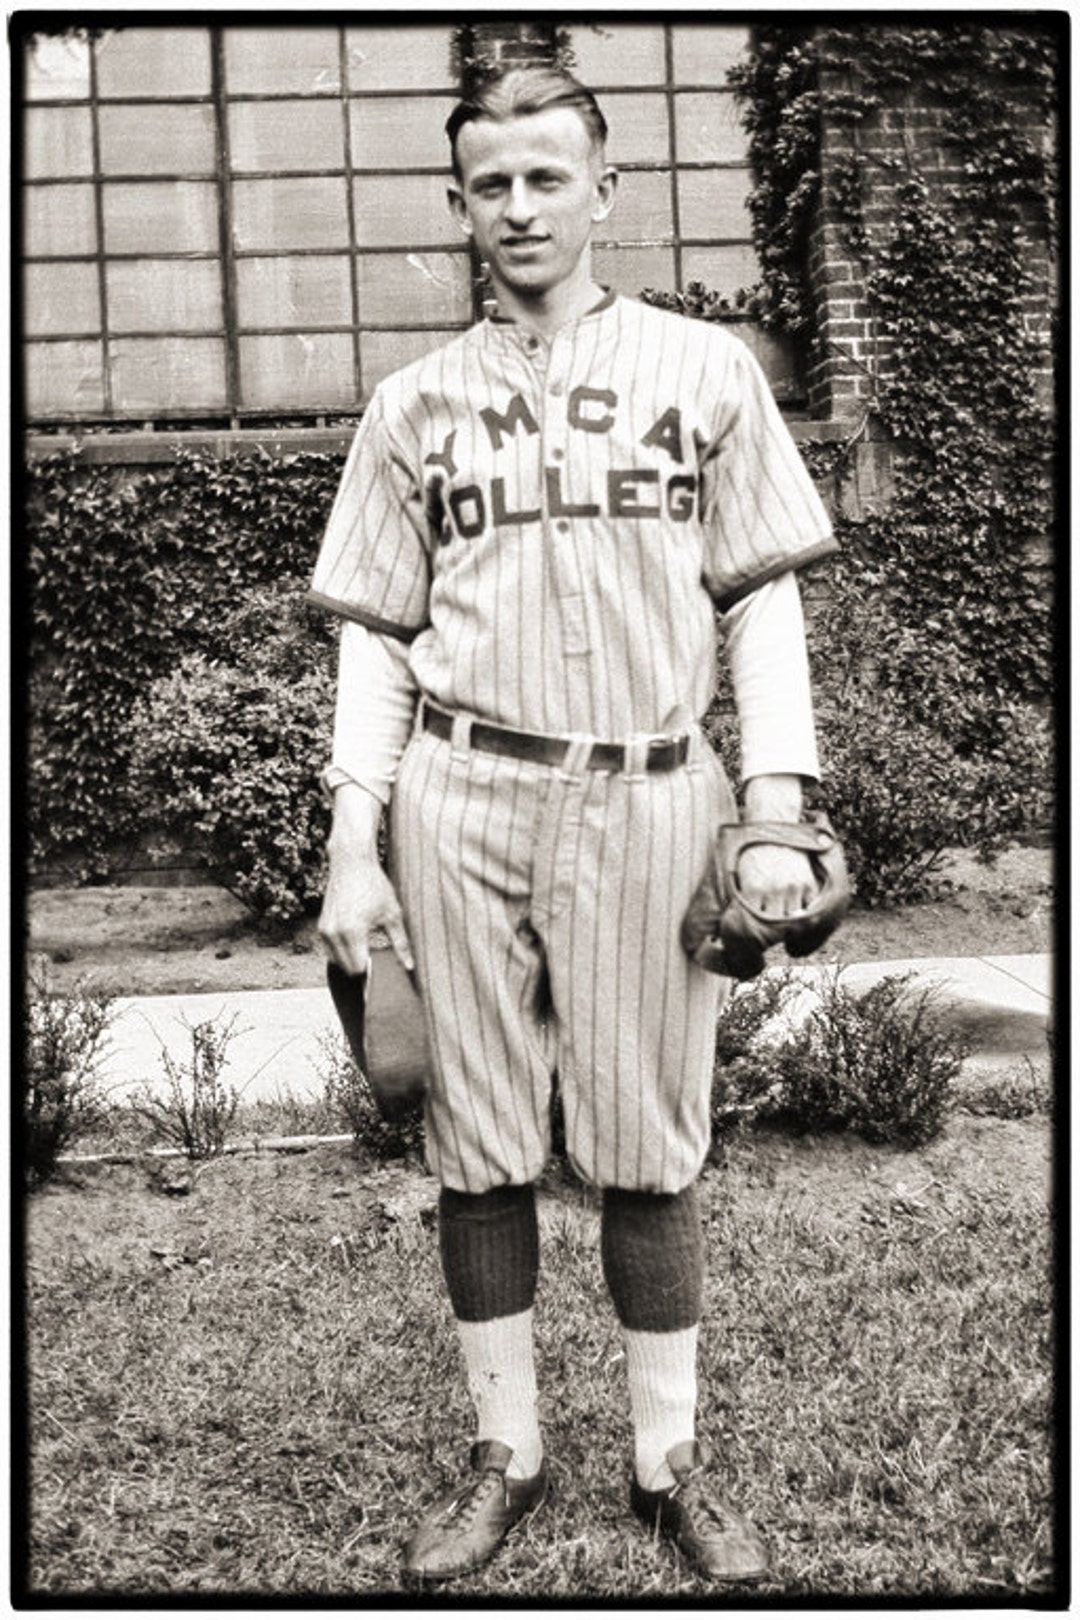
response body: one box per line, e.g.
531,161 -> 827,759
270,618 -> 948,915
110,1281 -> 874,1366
558,735 -> 595,783
686,723 -> 707,773
450,712 -> 473,763
622,735 -> 650,784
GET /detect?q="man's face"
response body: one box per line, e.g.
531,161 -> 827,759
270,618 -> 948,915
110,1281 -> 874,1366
448,107 -> 617,301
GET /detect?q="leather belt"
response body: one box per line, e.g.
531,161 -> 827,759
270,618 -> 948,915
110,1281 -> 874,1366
420,700 -> 691,774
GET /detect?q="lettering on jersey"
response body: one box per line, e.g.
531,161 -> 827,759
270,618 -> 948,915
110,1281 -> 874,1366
480,394 -> 540,451
568,386 -> 616,433
424,429 -> 459,480
491,478 -> 541,526
436,389 -> 702,540
545,467 -> 600,519
449,485 -> 486,539
442,469 -> 699,539
641,407 -> 684,464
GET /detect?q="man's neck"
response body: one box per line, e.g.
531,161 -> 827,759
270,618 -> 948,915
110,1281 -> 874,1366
493,267 -> 607,340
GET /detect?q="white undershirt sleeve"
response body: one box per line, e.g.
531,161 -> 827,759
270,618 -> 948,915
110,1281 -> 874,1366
329,619 -> 419,805
722,570 -> 821,784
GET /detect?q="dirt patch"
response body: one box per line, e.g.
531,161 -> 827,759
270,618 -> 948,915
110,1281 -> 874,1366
24,842 -> 1054,999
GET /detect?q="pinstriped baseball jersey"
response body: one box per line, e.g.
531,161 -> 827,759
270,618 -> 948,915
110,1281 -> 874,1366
309,292 -> 835,737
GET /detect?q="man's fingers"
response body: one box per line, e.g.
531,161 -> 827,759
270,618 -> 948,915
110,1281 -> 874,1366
319,921 -> 371,978
385,917 -> 415,975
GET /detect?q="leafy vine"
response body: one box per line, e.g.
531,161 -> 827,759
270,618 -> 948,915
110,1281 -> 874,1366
729,21 -> 1057,713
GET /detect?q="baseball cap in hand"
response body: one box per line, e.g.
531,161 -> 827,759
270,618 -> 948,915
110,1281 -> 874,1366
327,950 -> 430,1120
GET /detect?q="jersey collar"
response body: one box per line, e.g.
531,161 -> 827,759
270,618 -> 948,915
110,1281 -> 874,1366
486,287 -> 617,330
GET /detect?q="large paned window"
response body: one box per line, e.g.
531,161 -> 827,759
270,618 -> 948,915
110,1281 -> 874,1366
22,23 -> 754,424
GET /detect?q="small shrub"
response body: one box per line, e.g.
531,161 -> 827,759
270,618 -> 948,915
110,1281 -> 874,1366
710,973 -> 798,1136
775,973 -> 967,1147
954,1056 -> 1053,1121
314,1032 -> 425,1163
131,1013 -> 243,1159
128,580 -> 335,928
710,969 -> 967,1148
814,684 -> 1000,905
806,578 -> 1053,905
23,959 -> 115,1188
26,448 -> 343,878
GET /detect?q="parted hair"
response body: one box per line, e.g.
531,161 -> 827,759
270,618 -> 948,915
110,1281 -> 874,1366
445,67 -> 609,178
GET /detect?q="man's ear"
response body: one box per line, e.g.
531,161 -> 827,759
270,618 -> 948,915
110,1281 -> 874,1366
591,165 -> 619,225
447,184 -> 472,234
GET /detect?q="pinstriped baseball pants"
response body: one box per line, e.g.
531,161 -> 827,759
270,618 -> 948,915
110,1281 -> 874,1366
390,725 -> 737,1196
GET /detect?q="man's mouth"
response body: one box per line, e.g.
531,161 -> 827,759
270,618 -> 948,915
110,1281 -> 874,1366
502,236 -> 548,249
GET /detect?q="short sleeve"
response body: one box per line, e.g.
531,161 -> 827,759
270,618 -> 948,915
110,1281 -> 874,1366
307,390 -> 431,639
700,338 -> 837,612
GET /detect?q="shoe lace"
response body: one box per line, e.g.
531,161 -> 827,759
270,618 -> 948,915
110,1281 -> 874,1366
671,1468 -> 736,1534
440,1470 -> 501,1532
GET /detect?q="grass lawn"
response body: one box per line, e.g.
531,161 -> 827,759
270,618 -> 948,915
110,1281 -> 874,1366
20,1103 -> 1057,1602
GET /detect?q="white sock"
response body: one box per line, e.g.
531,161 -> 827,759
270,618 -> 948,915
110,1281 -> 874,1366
456,1307 -> 543,1480
624,1324 -> 698,1490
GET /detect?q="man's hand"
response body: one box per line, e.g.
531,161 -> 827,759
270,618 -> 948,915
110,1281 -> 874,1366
737,772 -> 815,917
318,783 -> 414,976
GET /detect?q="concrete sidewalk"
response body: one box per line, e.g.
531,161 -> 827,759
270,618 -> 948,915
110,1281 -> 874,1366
99,953 -> 1053,1105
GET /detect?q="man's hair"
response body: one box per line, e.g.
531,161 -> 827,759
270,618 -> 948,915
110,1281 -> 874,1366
445,67 -> 608,178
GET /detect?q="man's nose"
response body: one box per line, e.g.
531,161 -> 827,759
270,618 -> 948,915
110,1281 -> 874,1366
505,178 -> 535,224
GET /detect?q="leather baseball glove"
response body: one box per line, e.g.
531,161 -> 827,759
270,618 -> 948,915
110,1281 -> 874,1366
327,949 -> 430,1121
680,811 -> 851,981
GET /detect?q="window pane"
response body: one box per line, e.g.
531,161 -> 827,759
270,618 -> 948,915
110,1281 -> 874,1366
239,333 -> 356,409
677,169 -> 753,241
353,174 -> 459,247
360,328 -> 461,395
24,340 -> 106,415
24,34 -> 91,100
24,183 -> 97,256
592,244 -> 676,299
671,26 -> 750,85
24,107 -> 94,178
232,177 -> 349,251
603,93 -> 671,166
223,28 -> 342,94
355,251 -> 470,324
565,24 -> 667,87
236,256 -> 352,329
674,92 -> 746,164
95,29 -> 212,98
107,260 -> 223,333
98,104 -> 217,175
24,262 -> 100,336
103,181 -> 219,253
345,26 -> 456,91
681,243 -> 760,297
598,170 -> 673,245
228,101 -> 345,173
350,96 -> 456,170
110,337 -> 228,411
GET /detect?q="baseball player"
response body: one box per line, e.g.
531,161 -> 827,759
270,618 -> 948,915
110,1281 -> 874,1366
312,66 -> 838,1585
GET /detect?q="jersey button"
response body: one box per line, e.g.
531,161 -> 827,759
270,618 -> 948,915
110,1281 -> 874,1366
549,380 -> 564,397
556,520 -> 570,534
551,446 -> 564,460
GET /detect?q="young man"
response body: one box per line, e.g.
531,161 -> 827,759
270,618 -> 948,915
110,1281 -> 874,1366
311,67 -> 837,1584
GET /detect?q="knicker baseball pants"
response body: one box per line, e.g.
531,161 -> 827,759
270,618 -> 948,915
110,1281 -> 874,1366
390,722 -> 736,1195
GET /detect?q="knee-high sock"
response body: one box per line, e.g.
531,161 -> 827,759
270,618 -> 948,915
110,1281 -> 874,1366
601,1185 -> 704,1490
439,1185 -> 542,1479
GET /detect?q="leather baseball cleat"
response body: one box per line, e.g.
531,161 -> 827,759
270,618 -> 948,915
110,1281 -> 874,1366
630,1440 -> 770,1584
402,1440 -> 548,1581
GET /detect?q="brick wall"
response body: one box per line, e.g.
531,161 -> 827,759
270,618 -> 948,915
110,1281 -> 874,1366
806,54 -> 1056,423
